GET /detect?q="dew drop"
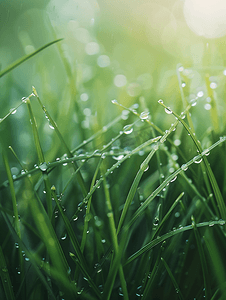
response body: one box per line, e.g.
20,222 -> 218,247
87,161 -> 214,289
193,156 -> 202,164
140,111 -> 149,120
164,107 -> 172,114
123,124 -> 133,135
170,176 -> 177,182
61,233 -> 67,240
111,99 -> 118,105
219,219 -> 225,226
197,91 -> 204,98
39,162 -> 48,171
204,103 -> 211,110
178,66 -> 184,72
10,108 -> 17,115
182,82 -> 186,88
208,221 -> 215,227
181,164 -> 188,171
144,165 -> 149,172
21,97 -> 27,103
210,82 -> 217,89
202,149 -> 210,156
158,99 -> 164,104
112,155 -> 124,160
49,123 -> 55,130
174,139 -> 181,146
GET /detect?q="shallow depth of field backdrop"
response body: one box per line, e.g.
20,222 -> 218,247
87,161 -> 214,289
1,0 -> 226,299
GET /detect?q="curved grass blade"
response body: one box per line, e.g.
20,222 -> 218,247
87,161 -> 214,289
125,219 -> 225,265
204,230 -> 226,299
192,215 -> 211,299
0,246 -> 15,300
32,86 -> 88,198
52,191 -> 102,299
161,257 -> 184,300
0,38 -> 63,78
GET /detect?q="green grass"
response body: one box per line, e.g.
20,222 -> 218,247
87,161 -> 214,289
1,35 -> 226,300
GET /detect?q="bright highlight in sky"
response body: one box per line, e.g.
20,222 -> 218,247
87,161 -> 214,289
183,0 -> 226,38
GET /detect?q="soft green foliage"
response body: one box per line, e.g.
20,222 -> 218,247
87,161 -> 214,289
1,5 -> 226,300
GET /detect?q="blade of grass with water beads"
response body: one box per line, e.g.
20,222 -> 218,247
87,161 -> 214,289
125,219 -> 225,265
116,134 -> 163,234
52,191 -> 102,299
158,100 -> 226,221
142,242 -> 165,300
161,257 -> 185,300
0,245 -> 15,300
102,226 -> 128,300
80,158 -> 103,252
204,230 -> 226,299
2,150 -> 25,297
153,192 -> 184,239
32,86 -> 88,198
26,97 -> 53,218
0,38 -> 63,78
191,215 -> 211,299
0,101 -> 25,124
101,162 -> 129,300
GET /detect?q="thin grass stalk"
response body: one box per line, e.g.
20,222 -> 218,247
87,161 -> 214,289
81,158 -> 103,252
26,97 -> 52,218
204,231 -> 226,299
32,86 -> 88,198
0,246 -> 15,300
0,38 -> 63,78
101,164 -> 129,300
161,257 -> 184,300
125,219 -> 225,265
191,215 -> 211,299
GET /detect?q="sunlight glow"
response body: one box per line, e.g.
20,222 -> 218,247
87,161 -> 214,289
183,0 -> 226,38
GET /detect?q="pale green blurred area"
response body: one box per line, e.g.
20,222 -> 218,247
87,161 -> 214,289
1,0 -> 226,171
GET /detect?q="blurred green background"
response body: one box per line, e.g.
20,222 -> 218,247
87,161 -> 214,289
1,0 -> 226,174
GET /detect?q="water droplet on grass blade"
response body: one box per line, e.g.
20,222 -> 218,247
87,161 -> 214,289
140,111 -> 149,120
10,108 -> 17,115
181,164 -> 188,171
39,162 -> 48,171
111,99 -> 118,105
208,221 -> 215,227
210,82 -> 217,89
123,124 -> 133,134
193,156 -> 202,164
61,233 -> 67,240
164,107 -> 172,114
219,219 -> 225,225
113,155 -> 124,160
170,176 -> 177,182
197,91 -> 204,98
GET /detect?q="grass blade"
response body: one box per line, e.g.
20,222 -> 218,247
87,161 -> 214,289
191,215 -> 211,299
0,38 -> 63,78
161,257 -> 184,300
0,246 -> 15,300
125,219 -> 225,265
